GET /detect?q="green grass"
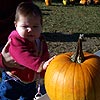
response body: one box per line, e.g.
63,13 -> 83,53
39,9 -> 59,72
34,1 -> 100,34
33,1 -> 100,56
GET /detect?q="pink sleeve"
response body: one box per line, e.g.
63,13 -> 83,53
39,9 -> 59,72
10,46 -> 42,71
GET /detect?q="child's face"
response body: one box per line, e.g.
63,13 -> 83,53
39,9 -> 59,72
14,14 -> 42,42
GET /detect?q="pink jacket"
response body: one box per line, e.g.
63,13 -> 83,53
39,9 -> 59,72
0,30 -> 49,83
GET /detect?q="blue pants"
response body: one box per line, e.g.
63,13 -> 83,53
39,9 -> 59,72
0,71 -> 46,100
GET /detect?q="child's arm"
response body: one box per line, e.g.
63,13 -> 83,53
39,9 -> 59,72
9,35 -> 49,72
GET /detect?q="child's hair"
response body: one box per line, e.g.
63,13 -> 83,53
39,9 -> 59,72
15,2 -> 42,24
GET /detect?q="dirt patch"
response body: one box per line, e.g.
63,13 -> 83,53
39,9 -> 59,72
43,33 -> 100,57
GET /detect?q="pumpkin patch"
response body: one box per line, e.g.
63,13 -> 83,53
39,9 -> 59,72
45,35 -> 100,100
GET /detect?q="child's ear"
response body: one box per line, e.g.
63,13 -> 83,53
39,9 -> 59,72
14,21 -> 17,27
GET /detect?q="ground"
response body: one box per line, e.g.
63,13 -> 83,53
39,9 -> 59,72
43,33 -> 100,57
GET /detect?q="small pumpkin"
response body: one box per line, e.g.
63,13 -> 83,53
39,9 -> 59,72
80,0 -> 87,5
63,0 -> 67,6
93,0 -> 100,4
80,0 -> 92,5
62,0 -> 75,5
45,0 -> 52,6
45,34 -> 100,100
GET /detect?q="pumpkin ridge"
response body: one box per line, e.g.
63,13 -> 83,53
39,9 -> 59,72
65,62 -> 76,100
45,62 -> 60,99
85,62 -> 100,100
83,57 -> 100,72
82,63 -> 97,72
80,64 -> 87,100
58,62 -> 69,100
57,60 -> 72,100
51,63 -> 61,99
73,63 -> 76,100
73,63 -> 86,100
63,62 -> 75,99
54,63 -> 61,99
79,64 -> 86,100
81,63 -> 96,100
83,62 -> 98,78
55,63 -> 64,100
62,62 -> 70,100
85,64 -> 96,100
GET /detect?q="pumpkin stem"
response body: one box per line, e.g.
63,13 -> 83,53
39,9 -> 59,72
71,34 -> 85,63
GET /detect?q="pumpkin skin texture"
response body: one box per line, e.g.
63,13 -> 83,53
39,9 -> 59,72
45,52 -> 100,100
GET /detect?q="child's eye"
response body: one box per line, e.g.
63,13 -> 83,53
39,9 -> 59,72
33,26 -> 38,28
22,26 -> 29,28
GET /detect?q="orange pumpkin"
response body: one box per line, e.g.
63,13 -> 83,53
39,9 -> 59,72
80,0 -> 87,4
45,0 -> 52,6
45,35 -> 100,100
94,0 -> 100,4
62,0 -> 75,6
80,0 -> 100,5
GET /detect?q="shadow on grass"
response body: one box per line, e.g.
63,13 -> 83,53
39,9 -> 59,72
42,32 -> 100,42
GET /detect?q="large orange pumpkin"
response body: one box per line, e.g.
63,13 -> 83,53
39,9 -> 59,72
45,35 -> 100,100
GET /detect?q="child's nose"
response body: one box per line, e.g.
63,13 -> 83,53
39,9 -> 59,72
27,27 -> 32,32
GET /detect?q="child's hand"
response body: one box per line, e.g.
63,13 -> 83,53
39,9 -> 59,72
43,55 -> 56,70
37,56 -> 56,72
